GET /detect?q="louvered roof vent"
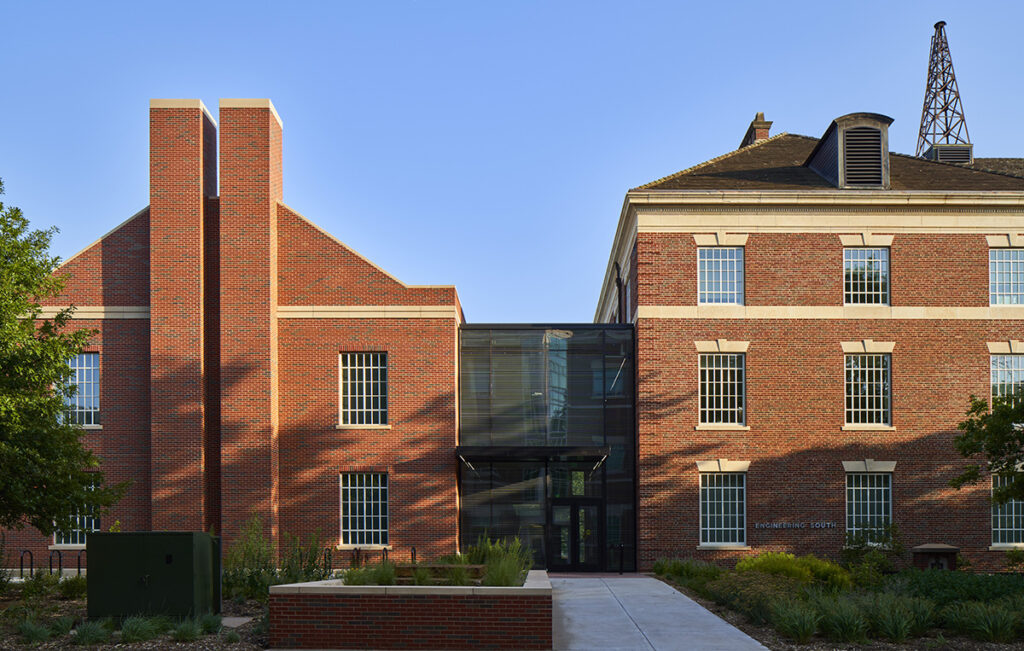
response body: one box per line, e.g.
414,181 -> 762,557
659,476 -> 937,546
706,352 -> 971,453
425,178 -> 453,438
805,113 -> 893,189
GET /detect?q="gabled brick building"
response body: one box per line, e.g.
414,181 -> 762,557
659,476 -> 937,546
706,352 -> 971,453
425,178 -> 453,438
595,112 -> 1024,570
7,99 -> 464,564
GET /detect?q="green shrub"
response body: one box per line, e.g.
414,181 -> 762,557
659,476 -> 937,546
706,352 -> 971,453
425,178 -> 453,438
898,569 -> 1024,604
736,552 -> 813,583
445,565 -> 471,586
483,555 -> 524,586
149,615 -> 174,633
905,596 -> 936,637
371,561 -> 396,585
50,615 -> 76,636
944,601 -> 1018,642
813,595 -> 868,643
18,618 -> 51,643
58,575 -> 88,600
119,616 -> 159,643
771,599 -> 819,643
461,536 -> 532,587
199,613 -> 222,635
171,618 -> 201,642
735,552 -> 850,591
412,567 -> 433,585
704,571 -> 803,625
840,524 -> 903,571
277,531 -> 332,585
795,555 -> 851,591
223,514 -> 277,601
872,601 -> 913,642
74,620 -> 111,645
342,566 -> 372,585
21,572 -> 61,599
223,628 -> 242,643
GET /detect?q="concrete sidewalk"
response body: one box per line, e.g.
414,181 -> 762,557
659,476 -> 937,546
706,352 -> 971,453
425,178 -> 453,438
552,576 -> 766,651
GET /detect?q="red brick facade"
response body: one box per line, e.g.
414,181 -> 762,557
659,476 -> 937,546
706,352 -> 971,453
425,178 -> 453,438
607,197 -> 1024,572
5,99 -> 461,566
269,591 -> 551,650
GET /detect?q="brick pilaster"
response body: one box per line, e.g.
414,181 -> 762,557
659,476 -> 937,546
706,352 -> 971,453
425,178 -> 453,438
218,99 -> 283,549
149,99 -> 217,531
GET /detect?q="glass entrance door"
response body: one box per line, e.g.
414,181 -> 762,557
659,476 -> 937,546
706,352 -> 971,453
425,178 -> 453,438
548,499 -> 602,571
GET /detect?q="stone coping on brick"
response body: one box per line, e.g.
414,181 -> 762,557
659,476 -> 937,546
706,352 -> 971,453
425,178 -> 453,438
268,569 -> 551,597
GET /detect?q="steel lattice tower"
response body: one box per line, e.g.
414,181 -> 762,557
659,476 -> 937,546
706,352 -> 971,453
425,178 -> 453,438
916,21 -> 970,157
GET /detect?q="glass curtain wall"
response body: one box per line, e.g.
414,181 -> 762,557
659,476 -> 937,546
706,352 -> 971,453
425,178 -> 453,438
459,326 -> 636,571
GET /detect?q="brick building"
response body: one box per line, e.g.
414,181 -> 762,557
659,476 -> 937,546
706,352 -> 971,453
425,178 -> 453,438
7,102 -> 1024,574
7,99 -> 463,567
595,111 -> 1024,571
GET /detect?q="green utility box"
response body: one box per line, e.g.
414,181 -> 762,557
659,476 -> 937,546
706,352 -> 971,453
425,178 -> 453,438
87,532 -> 221,619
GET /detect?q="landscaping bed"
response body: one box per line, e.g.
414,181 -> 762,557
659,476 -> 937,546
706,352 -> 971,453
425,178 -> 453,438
0,572 -> 266,649
269,569 -> 552,650
653,552 -> 1024,650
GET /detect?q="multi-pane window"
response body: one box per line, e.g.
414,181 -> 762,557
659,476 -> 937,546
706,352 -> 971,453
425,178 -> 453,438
700,473 -> 746,545
846,473 -> 892,543
699,354 -> 745,425
992,475 -> 1024,545
990,249 -> 1024,305
845,354 -> 890,425
339,353 -> 388,425
991,355 -> 1024,404
66,353 -> 99,426
340,473 -> 389,546
54,479 -> 99,546
844,248 -> 889,305
698,247 -> 744,305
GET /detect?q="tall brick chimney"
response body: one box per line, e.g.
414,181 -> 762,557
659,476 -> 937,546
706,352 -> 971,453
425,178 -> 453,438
149,99 -> 217,531
218,99 -> 283,548
739,112 -> 773,148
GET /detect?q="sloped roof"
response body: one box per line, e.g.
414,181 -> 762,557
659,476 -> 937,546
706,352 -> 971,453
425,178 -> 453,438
635,134 -> 1024,191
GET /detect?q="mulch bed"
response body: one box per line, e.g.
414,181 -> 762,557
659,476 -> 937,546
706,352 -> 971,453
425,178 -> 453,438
0,580 -> 268,650
653,574 -> 1024,651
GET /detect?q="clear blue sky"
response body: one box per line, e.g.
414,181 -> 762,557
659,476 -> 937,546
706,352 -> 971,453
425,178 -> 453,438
4,1 -> 1021,322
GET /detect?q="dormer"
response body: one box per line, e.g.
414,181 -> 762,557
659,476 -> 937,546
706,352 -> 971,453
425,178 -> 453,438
805,113 -> 894,189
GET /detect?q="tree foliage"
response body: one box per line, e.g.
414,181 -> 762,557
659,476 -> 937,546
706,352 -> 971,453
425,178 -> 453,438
951,391 -> 1024,504
0,179 -> 122,533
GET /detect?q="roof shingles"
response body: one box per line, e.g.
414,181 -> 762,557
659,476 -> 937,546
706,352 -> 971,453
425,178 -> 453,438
635,134 -> 1024,192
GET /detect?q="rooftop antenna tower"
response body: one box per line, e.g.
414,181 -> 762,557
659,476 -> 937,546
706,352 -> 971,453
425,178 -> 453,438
916,21 -> 973,163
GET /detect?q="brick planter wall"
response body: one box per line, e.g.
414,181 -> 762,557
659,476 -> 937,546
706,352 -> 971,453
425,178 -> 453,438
268,570 -> 552,650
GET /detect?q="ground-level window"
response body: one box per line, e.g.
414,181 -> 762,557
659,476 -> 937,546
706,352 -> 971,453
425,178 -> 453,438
993,475 -> 1024,545
700,472 -> 746,545
846,472 -> 891,543
699,353 -> 745,425
845,354 -> 890,425
338,352 -> 388,426
66,353 -> 100,426
340,473 -> 388,546
54,479 -> 99,546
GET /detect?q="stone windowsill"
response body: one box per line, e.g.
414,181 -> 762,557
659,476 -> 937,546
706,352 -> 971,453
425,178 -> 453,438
335,544 -> 392,551
695,424 -> 751,431
990,544 -> 1024,551
841,424 -> 896,432
696,544 -> 751,551
335,424 -> 392,430
80,425 -> 103,431
48,544 -> 86,551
